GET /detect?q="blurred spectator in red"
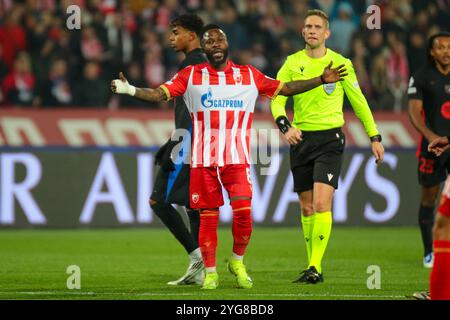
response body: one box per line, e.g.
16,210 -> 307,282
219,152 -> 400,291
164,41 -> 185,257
80,25 -> 105,63
0,43 -> 9,81
154,0 -> 179,34
144,50 -> 164,88
385,32 -> 409,111
0,6 -> 27,68
98,0 -> 118,15
1,51 -> 37,107
139,27 -> 162,60
73,62 -> 110,107
40,58 -> 72,107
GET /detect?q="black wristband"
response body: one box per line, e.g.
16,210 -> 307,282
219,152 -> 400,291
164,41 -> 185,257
320,75 -> 326,84
276,116 -> 292,134
370,134 -> 382,143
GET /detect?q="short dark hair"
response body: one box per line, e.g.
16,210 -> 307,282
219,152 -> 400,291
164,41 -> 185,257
200,24 -> 224,39
428,31 -> 450,65
304,9 -> 330,29
170,14 -> 204,38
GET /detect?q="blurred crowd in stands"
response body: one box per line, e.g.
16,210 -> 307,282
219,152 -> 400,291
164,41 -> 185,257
0,0 -> 449,112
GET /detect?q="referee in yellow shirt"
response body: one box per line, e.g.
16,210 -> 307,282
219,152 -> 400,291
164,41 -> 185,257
271,9 -> 385,284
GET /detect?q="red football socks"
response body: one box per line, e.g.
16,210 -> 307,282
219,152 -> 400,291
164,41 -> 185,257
198,209 -> 219,268
430,240 -> 450,300
231,199 -> 252,256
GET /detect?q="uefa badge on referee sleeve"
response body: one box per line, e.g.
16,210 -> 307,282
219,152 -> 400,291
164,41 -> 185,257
323,83 -> 336,95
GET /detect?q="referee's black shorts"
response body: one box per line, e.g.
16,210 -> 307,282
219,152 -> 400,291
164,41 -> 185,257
290,127 -> 345,193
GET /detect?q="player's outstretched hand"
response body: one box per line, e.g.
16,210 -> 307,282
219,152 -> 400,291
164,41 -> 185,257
371,141 -> 384,165
111,72 -> 136,95
321,61 -> 348,84
284,127 -> 302,145
428,136 -> 450,156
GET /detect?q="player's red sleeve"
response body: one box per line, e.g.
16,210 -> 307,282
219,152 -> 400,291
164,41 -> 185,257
439,177 -> 450,217
439,195 -> 450,217
159,66 -> 192,100
248,65 -> 283,99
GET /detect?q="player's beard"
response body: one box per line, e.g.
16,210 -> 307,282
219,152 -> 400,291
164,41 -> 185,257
206,49 -> 229,66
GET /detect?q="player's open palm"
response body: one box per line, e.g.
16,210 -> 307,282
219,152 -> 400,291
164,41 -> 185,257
371,141 -> 384,165
321,61 -> 348,83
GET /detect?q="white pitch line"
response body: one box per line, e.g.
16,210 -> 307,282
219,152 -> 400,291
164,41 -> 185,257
0,291 -> 405,299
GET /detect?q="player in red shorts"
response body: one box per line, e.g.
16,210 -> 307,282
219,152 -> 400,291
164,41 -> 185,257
111,24 -> 346,289
428,135 -> 450,300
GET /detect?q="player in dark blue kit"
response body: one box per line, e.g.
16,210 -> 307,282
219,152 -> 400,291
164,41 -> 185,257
131,14 -> 207,285
408,31 -> 450,268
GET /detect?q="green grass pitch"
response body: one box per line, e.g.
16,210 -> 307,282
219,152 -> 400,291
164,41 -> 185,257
0,227 -> 429,300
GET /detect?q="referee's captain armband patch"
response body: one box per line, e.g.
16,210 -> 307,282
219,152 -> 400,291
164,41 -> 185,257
323,83 -> 336,95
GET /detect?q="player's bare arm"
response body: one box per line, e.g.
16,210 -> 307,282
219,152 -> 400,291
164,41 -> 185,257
280,61 -> 347,96
111,72 -> 167,103
408,99 -> 439,142
428,136 -> 450,156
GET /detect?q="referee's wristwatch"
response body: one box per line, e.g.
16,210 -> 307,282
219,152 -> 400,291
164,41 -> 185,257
370,134 -> 382,143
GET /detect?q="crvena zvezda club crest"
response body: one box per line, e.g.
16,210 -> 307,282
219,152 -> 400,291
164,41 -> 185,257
192,193 -> 199,204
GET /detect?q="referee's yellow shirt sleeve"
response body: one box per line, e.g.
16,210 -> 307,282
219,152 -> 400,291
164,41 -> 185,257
270,58 -> 291,120
342,59 -> 379,138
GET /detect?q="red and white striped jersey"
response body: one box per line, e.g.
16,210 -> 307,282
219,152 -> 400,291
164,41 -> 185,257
160,60 -> 283,168
439,175 -> 450,217
443,175 -> 450,199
